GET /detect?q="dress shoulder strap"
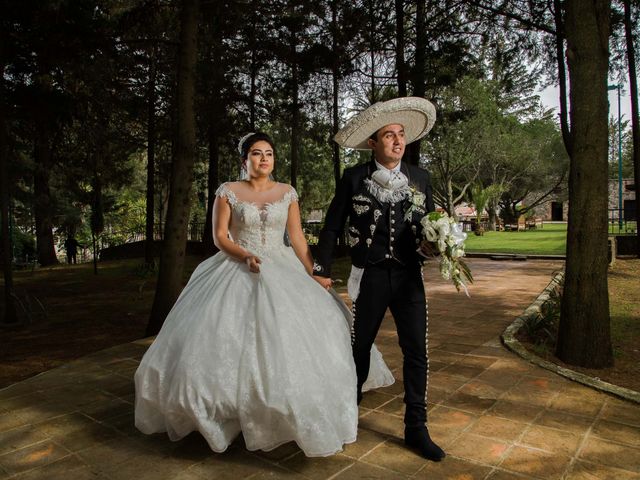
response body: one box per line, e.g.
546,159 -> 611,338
215,182 -> 238,206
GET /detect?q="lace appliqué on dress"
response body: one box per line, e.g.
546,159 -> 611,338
215,182 -> 239,206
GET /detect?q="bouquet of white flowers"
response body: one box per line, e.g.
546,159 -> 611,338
420,211 -> 473,295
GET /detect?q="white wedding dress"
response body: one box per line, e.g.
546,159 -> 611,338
134,182 -> 393,457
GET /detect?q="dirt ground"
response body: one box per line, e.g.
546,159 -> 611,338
518,257 -> 640,392
1,256 -> 638,393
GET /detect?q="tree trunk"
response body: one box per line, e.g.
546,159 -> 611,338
406,0 -> 426,166
33,121 -> 57,266
249,0 -> 258,132
395,0 -> 407,97
204,121 -> 219,255
556,0 -> 612,368
331,0 -> 341,187
203,11 -> 222,256
369,0 -> 376,104
553,0 -> 572,156
33,72 -> 58,266
145,45 -> 157,267
623,0 -> 640,257
289,11 -> 300,189
146,0 -> 199,337
1,61 -> 17,325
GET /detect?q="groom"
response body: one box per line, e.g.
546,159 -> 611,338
313,97 -> 445,461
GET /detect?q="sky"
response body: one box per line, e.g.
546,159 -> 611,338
538,81 -> 634,123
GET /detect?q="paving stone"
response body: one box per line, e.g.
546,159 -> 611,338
428,372 -> 471,394
467,415 -> 528,443
591,419 -> 640,448
489,399 -> 544,424
428,406 -> 477,435
0,441 -> 71,475
548,393 -> 605,418
519,424 -> 584,456
189,450 -> 270,479
104,455 -> 190,480
341,428 -> 387,460
377,397 -> 405,417
435,343 -> 478,355
485,469 -> 539,479
446,433 -> 510,466
445,391 -> 497,415
457,379 -> 507,400
426,386 -> 451,405
0,411 -> 29,434
440,364 -> 487,381
376,379 -> 404,396
80,397 -> 134,422
359,391 -> 396,410
578,436 -> 640,472
251,441 -> 301,462
533,410 -> 594,435
76,437 -> 152,472
332,460 -> 408,479
599,399 -> 640,427
9,454 -> 97,480
0,425 -> 50,456
281,451 -> 354,479
499,445 -> 572,479
33,412 -> 100,438
475,368 -> 526,388
565,459 -> 640,479
357,410 -> 405,439
360,439 -> 427,475
56,426 -> 122,454
413,456 -> 492,479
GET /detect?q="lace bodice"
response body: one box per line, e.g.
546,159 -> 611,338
216,182 -> 298,257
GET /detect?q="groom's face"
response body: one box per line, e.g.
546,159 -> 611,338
368,124 -> 406,166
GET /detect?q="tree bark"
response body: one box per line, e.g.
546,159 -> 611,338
556,0 -> 612,368
0,60 -> 17,324
203,10 -> 222,256
395,0 -> 407,97
623,0 -> 639,257
145,45 -> 157,266
406,0 -> 426,166
553,0 -> 572,156
331,0 -> 341,187
146,0 -> 199,336
289,6 -> 300,189
204,121 -> 219,254
33,73 -> 58,266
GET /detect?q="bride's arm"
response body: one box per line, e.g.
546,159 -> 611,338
286,200 -> 314,275
213,195 -> 260,271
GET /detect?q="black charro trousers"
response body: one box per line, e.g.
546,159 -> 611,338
353,260 -> 428,428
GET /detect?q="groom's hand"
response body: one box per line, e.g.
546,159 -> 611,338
313,275 -> 333,290
418,240 -> 439,258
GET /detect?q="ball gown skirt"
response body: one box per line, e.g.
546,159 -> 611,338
134,246 -> 393,457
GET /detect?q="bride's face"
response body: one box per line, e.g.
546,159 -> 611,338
244,140 -> 275,178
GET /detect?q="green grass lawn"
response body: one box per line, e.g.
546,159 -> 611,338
464,223 -> 567,255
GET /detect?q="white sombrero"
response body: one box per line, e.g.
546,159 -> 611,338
334,96 -> 436,150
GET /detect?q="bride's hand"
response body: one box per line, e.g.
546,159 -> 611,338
244,255 -> 262,273
313,275 -> 332,290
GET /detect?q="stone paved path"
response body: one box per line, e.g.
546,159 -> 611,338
1,258 -> 639,479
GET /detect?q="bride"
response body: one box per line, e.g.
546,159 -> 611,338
134,132 -> 393,457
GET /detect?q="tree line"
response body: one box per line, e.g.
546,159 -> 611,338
1,0 -> 638,369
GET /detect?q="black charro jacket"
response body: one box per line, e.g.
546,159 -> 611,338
313,160 -> 436,278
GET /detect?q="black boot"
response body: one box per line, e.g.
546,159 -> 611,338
404,426 -> 445,461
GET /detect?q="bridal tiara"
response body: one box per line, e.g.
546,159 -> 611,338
237,132 -> 256,155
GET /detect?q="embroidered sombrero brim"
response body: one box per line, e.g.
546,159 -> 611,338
334,97 -> 436,150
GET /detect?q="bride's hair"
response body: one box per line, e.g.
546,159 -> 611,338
238,132 -> 276,160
